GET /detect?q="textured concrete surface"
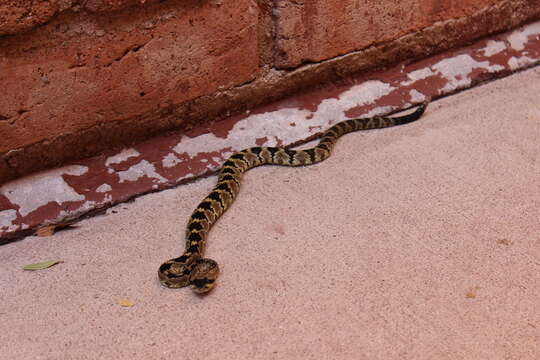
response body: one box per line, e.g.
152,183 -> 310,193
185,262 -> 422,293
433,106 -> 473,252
1,66 -> 539,359
2,20 -> 540,242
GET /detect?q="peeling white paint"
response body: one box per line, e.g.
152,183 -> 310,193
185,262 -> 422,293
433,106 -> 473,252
363,106 -> 395,118
56,200 -> 97,221
0,166 -> 88,217
96,183 -> 112,193
508,55 -> 537,70
507,22 -> 540,51
80,200 -> 97,211
482,40 -> 507,56
404,55 -> 504,92
409,89 -> 427,103
433,55 -> 504,93
117,160 -> 167,183
177,173 -> 195,182
173,80 -> 394,157
403,67 -> 434,86
0,209 -> 18,231
105,148 -> 140,166
162,153 -> 181,168
207,164 -> 222,172
212,156 -> 228,164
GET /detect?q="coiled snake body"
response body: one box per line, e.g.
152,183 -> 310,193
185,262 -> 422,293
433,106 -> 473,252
158,103 -> 427,293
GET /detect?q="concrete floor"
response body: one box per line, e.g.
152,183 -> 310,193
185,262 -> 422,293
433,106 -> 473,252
1,67 -> 539,359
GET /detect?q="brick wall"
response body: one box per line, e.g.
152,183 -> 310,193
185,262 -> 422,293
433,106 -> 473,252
1,0 -> 539,183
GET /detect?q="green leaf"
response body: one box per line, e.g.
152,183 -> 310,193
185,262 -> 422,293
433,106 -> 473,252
22,260 -> 63,271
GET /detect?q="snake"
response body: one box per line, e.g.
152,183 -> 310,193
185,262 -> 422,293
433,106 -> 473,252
158,102 -> 427,293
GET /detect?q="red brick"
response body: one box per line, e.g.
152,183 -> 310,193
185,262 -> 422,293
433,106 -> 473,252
83,0 -> 162,13
274,0 -> 527,68
0,0 -> 65,36
0,0 -> 170,36
0,0 -> 259,155
1,0 -> 539,183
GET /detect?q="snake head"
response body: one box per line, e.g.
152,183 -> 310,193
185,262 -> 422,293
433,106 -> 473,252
189,258 -> 220,294
158,255 -> 220,293
158,255 -> 194,288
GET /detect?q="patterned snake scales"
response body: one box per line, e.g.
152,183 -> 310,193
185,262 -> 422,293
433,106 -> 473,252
158,102 -> 427,293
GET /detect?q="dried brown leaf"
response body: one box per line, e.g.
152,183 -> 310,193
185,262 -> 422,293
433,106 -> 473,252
36,225 -> 56,237
35,222 -> 77,237
496,238 -> 512,246
118,299 -> 135,307
466,286 -> 480,299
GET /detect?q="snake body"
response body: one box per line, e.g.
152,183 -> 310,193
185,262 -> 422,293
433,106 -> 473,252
158,102 -> 427,293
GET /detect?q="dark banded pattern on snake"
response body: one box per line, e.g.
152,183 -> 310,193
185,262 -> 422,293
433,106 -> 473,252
158,102 -> 428,293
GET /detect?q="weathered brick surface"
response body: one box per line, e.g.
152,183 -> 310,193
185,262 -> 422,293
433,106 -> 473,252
83,0 -> 163,12
274,0 -> 537,68
0,0 -> 68,36
0,0 -> 259,175
1,0 -> 540,183
0,0 -> 166,36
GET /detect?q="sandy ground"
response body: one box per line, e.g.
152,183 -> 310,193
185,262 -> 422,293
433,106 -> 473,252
1,67 -> 539,359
